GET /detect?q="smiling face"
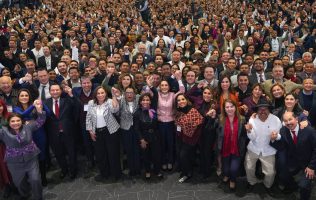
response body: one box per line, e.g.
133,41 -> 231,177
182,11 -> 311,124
271,85 -> 284,99
283,112 -> 298,131
224,101 -> 236,117
159,80 -> 170,93
96,87 -> 107,104
203,88 -> 212,102
252,85 -> 263,98
9,116 -> 22,131
121,76 -> 131,89
49,85 -> 62,99
177,95 -> 188,108
284,94 -> 297,109
221,77 -> 231,91
257,106 -> 270,121
140,95 -> 151,109
18,91 -> 30,105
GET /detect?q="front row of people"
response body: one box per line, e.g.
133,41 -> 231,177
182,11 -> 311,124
0,84 -> 315,200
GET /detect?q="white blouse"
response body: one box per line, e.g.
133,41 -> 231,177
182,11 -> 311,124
96,103 -> 107,128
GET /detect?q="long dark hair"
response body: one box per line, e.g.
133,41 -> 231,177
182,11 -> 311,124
16,89 -> 33,110
284,93 -> 303,114
217,74 -> 235,99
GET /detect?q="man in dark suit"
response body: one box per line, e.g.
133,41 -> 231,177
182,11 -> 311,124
37,46 -> 59,70
249,58 -> 272,86
104,36 -> 120,56
216,51 -> 230,77
44,83 -> 78,179
17,39 -> 36,61
259,51 -> 273,73
297,62 -> 316,84
270,112 -> 316,199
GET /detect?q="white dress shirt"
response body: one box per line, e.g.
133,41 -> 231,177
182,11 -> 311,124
39,83 -> 51,99
31,47 -> 44,64
45,56 -> 52,70
247,114 -> 282,156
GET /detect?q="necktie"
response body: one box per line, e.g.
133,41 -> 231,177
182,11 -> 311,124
259,74 -> 264,83
55,100 -> 59,118
45,57 -> 51,69
237,58 -> 240,69
111,45 -> 114,54
291,130 -> 297,145
41,85 -> 46,101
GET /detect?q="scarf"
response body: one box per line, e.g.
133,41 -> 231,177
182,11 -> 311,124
142,108 -> 156,119
222,116 -> 239,157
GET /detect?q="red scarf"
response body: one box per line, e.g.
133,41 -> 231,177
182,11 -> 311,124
222,116 -> 239,157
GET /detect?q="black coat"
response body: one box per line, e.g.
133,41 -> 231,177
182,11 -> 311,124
298,91 -> 316,128
270,126 -> 316,170
44,97 -> 79,136
37,55 -> 59,70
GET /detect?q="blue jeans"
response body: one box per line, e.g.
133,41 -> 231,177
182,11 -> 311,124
222,155 -> 241,182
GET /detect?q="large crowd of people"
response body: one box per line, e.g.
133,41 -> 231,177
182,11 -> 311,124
0,0 -> 316,199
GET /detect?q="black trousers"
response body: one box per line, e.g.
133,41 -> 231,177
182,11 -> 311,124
179,140 -> 195,177
94,127 -> 121,179
49,131 -> 77,175
142,131 -> 162,174
199,129 -> 216,177
277,151 -> 313,200
121,128 -> 141,175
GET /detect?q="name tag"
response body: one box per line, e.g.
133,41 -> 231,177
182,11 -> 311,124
7,105 -> 12,113
84,104 -> 88,111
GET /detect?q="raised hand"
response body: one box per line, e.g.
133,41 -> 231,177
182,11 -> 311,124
34,99 -> 43,113
111,87 -> 121,98
146,75 -> 154,87
140,139 -> 148,149
174,70 -> 182,81
207,109 -> 216,118
245,123 -> 253,133
64,86 -> 73,97
271,131 -> 278,141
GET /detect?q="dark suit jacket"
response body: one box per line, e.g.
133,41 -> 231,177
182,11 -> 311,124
298,91 -> 316,128
249,72 -> 273,86
17,49 -> 36,61
44,97 -> 78,136
270,126 -> 316,170
104,44 -> 120,56
216,63 -> 226,78
264,61 -> 273,73
37,55 -> 59,70
296,72 -> 316,84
